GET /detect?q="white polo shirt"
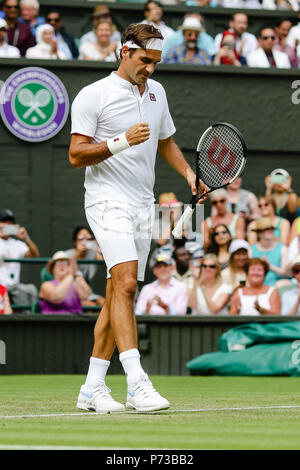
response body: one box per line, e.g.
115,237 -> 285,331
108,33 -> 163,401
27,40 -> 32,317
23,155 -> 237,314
71,71 -> 176,208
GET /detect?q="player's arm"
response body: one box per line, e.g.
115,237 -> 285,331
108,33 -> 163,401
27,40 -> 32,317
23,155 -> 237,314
158,136 -> 208,200
69,123 -> 150,169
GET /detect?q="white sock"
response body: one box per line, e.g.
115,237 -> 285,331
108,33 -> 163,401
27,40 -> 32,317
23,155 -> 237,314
119,348 -> 146,385
84,356 -> 110,389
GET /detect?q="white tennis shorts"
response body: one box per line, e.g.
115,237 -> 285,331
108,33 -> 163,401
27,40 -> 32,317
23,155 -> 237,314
85,200 -> 154,282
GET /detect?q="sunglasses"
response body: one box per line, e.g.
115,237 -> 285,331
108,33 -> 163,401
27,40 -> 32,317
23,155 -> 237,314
212,199 -> 226,205
214,230 -> 228,236
202,264 -> 217,269
4,4 -> 18,9
262,36 -> 275,40
258,202 -> 270,208
292,268 -> 300,275
47,17 -> 60,22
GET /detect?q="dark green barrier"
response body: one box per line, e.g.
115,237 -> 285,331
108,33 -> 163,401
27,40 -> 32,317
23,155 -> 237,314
0,314 -> 299,375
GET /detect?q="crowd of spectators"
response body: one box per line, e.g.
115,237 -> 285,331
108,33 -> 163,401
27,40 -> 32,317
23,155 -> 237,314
0,0 -> 300,68
1,168 -> 300,317
134,168 -> 300,317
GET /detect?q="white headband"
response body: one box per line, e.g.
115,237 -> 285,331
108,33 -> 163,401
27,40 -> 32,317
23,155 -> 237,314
123,38 -> 163,51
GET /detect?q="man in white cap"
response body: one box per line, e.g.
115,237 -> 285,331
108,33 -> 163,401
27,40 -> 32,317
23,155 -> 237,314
69,23 -> 208,414
0,18 -> 20,57
163,16 -> 212,64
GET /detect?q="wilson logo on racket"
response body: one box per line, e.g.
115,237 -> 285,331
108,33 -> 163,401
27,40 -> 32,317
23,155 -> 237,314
207,136 -> 237,174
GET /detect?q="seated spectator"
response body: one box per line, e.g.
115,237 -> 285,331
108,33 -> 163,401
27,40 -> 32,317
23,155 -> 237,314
225,177 -> 260,225
247,195 -> 290,245
265,168 -> 297,224
219,0 -> 262,6
274,19 -> 298,68
19,0 -> 44,38
3,0 -> 35,56
206,224 -> 232,270
46,10 -> 79,59
221,239 -> 249,290
141,1 -> 175,43
202,189 -> 245,251
262,0 -> 299,9
162,14 -> 216,59
281,254 -> 300,315
0,208 -> 40,307
25,23 -> 68,59
79,19 -> 120,62
214,13 -> 258,59
250,217 -> 288,286
0,284 -> 13,315
0,17 -> 20,57
172,246 -> 194,289
64,225 -> 104,307
79,5 -> 121,49
229,258 -> 281,315
39,251 -> 91,315
189,254 -> 232,315
286,11 -> 300,63
135,254 -> 188,316
213,30 -> 247,66
247,27 -> 291,68
163,16 -> 212,65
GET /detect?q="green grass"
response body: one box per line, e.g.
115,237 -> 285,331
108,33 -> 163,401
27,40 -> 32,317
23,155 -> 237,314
0,375 -> 300,450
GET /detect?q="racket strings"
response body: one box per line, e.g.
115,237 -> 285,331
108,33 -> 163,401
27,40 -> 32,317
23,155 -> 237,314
197,125 -> 245,188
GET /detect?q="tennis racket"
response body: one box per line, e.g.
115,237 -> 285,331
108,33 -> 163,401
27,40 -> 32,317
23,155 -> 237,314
172,122 -> 247,238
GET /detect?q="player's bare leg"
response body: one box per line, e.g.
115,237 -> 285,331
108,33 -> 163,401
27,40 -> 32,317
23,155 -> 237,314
109,260 -> 170,412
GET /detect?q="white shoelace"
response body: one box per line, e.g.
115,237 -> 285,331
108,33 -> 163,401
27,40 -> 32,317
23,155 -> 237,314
93,385 -> 115,402
133,377 -> 160,399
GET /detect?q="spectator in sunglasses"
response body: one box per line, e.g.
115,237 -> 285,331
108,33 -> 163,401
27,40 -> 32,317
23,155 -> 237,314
281,255 -> 300,315
202,189 -> 245,251
222,239 -> 249,291
2,0 -> 35,56
206,224 -> 232,270
189,254 -> 232,315
247,195 -> 290,245
46,10 -> 79,59
229,258 -> 281,315
247,27 -> 291,68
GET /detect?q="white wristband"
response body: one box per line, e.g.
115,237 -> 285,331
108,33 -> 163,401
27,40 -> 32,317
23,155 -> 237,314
107,132 -> 130,155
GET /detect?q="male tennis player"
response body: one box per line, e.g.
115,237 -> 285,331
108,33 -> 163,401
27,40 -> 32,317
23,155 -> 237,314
69,23 -> 207,413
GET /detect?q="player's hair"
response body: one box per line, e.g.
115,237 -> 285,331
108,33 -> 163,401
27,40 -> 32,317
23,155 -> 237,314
120,23 -> 163,59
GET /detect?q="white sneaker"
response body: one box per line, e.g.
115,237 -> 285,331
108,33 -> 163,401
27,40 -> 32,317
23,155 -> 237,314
126,374 -> 170,412
77,384 -> 125,414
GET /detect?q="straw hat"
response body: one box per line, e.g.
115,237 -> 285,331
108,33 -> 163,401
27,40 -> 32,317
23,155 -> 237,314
252,217 -> 275,232
47,251 -> 70,274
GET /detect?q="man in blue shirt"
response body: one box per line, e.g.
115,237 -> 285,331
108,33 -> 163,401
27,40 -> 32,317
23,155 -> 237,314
163,16 -> 212,65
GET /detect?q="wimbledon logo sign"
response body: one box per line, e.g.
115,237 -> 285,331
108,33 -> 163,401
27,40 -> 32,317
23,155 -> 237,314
0,66 -> 69,142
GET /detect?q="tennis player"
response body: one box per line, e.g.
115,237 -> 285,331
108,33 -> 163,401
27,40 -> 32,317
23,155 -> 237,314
69,23 -> 207,413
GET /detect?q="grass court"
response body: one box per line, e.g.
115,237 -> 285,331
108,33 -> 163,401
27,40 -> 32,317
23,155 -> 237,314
0,374 -> 300,450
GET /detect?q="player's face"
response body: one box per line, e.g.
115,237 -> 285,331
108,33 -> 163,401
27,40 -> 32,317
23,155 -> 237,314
123,48 -> 161,86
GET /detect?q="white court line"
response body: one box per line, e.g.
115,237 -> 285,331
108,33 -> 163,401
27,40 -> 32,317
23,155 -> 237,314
0,445 -> 133,450
1,404 -> 300,419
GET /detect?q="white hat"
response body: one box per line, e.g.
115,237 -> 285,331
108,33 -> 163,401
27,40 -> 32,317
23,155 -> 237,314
270,168 -> 289,178
179,17 -> 202,32
229,239 -> 249,255
0,18 -> 8,29
47,250 -> 70,274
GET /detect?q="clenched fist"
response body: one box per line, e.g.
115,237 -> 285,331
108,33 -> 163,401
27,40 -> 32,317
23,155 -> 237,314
126,122 -> 150,146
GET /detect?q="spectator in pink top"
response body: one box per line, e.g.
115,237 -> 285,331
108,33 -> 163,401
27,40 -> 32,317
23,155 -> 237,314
39,251 -> 91,314
135,254 -> 188,316
274,19 -> 298,68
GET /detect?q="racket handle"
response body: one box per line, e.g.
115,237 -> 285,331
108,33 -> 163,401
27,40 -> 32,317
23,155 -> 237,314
172,206 -> 195,238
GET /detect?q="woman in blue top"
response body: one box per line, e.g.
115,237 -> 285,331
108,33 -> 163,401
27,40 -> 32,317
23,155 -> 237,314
250,217 -> 288,286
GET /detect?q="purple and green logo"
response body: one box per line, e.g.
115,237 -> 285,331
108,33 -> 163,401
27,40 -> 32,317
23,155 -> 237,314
0,67 -> 69,142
